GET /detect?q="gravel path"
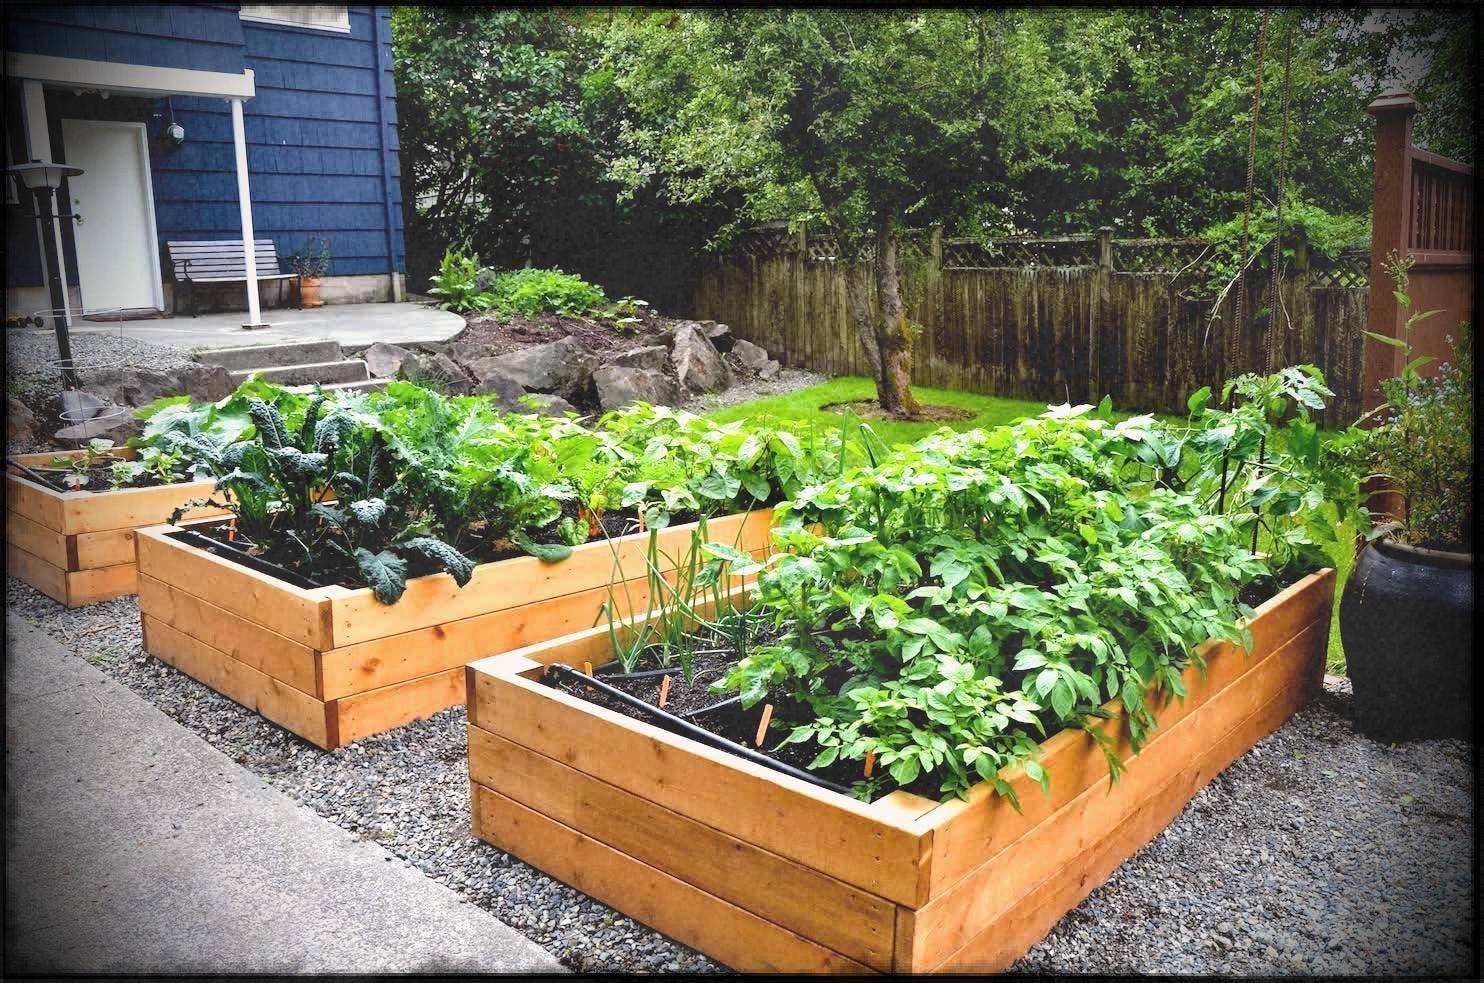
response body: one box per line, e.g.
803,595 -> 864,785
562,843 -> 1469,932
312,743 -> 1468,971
6,579 -> 1475,976
682,368 -> 826,414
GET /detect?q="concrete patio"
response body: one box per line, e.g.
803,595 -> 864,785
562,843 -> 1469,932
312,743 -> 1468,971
63,302 -> 463,352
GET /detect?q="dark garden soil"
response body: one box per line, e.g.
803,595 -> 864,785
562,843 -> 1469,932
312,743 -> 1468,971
7,458 -> 173,494
821,400 -> 976,423
456,311 -> 677,360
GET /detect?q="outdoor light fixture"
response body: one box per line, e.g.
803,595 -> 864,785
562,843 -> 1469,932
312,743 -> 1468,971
165,121 -> 186,146
8,160 -> 83,191
7,159 -> 85,388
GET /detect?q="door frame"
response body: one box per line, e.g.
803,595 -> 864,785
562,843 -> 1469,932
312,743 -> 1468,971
60,118 -> 164,314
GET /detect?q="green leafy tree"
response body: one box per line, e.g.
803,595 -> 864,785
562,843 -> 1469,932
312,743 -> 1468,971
601,9 -> 1108,415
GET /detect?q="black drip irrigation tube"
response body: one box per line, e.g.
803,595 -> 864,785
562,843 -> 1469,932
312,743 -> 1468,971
170,528 -> 327,591
545,663 -> 852,796
8,461 -> 66,490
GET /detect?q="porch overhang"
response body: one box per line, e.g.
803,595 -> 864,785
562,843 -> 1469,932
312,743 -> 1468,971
6,52 -> 254,99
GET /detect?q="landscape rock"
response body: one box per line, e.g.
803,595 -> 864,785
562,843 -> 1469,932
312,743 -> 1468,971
363,342 -> 413,379
53,402 -> 140,444
78,363 -> 233,408
670,323 -> 731,394
730,338 -> 772,373
6,396 -> 38,450
699,320 -> 733,352
523,393 -> 579,417
463,358 -> 529,411
593,366 -> 681,411
611,346 -> 670,372
486,337 -> 597,403
759,359 -> 782,380
400,352 -> 474,395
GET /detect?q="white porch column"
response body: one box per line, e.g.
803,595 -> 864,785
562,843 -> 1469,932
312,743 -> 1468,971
229,96 -> 264,328
21,79 -> 73,326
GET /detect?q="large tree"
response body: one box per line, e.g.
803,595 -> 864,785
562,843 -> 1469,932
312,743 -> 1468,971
600,9 -> 1108,415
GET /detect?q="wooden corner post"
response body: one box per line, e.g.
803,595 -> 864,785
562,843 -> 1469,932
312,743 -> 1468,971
1361,90 -> 1421,416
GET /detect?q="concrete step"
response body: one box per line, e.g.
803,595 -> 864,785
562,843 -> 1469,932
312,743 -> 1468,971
228,359 -> 369,387
289,378 -> 390,395
196,340 -> 344,371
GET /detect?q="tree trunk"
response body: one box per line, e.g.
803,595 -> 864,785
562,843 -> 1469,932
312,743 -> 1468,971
870,225 -> 921,416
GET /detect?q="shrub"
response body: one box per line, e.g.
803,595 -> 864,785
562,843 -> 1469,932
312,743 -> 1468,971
427,248 -> 496,313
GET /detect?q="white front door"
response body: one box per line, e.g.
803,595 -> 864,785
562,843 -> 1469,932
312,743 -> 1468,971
60,119 -> 163,313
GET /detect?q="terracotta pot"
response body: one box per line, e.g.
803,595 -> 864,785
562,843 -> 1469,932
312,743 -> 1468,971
299,276 -> 323,308
1339,537 -> 1474,742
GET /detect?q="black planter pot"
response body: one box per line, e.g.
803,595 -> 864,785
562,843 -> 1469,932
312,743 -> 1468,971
1339,538 -> 1474,742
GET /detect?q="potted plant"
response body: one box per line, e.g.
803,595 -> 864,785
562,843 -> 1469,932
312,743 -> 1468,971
1340,253 -> 1474,742
292,236 -> 331,308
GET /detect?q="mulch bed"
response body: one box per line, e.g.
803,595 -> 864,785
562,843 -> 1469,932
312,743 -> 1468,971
821,400 -> 976,423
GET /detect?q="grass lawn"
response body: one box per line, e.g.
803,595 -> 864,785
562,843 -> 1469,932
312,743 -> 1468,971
707,374 -> 1355,673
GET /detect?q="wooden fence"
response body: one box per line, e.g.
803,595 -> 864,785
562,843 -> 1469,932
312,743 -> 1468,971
693,227 -> 1370,426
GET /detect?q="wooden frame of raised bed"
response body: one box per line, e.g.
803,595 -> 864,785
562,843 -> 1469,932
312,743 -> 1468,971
5,449 -> 228,607
133,508 -> 776,750
466,568 -> 1336,974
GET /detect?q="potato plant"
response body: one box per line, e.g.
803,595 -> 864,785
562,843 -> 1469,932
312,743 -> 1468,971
701,369 -> 1361,803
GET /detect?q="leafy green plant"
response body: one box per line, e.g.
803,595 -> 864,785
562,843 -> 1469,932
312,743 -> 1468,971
1365,252 -> 1473,548
483,267 -> 607,317
49,438 -> 120,490
290,236 -> 332,279
428,247 -> 496,313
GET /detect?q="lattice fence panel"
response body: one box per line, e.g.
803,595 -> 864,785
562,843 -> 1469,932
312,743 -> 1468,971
1115,239 -> 1213,276
1308,248 -> 1370,289
942,237 -> 1097,270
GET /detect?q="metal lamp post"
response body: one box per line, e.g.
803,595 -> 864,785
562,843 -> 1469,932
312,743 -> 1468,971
8,160 -> 85,389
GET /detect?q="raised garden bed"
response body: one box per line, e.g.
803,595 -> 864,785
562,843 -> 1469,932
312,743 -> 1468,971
466,568 -> 1335,974
135,508 -> 775,749
5,449 -> 228,607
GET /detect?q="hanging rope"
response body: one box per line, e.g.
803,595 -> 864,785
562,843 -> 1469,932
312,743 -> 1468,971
1225,10 -> 1270,386
1265,29 -> 1295,373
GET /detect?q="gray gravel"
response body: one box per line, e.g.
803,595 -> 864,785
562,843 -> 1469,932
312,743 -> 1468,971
6,578 -> 1476,976
682,367 -> 826,414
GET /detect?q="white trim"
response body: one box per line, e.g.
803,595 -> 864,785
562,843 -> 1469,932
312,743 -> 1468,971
20,79 -> 72,327
60,119 -> 165,314
230,98 -> 263,328
6,52 -> 254,99
239,4 -> 351,33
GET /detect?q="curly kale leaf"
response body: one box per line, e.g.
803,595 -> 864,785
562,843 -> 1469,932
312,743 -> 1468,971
355,547 -> 408,605
399,536 -> 475,586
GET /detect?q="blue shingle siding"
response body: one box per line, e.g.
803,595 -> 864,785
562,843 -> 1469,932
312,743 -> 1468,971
4,4 -> 405,290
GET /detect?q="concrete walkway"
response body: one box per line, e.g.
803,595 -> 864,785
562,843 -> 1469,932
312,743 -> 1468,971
3,615 -> 564,975
60,301 -> 464,351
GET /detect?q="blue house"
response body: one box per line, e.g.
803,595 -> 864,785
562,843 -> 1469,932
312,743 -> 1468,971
4,3 -> 405,327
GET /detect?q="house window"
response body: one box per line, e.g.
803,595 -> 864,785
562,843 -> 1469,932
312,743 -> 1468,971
239,4 -> 351,33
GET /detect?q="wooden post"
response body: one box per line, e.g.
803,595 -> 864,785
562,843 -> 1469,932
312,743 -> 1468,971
1361,90 -> 1421,416
1089,227 -> 1113,403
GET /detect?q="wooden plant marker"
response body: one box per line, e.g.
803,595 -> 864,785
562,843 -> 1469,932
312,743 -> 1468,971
864,750 -> 875,778
754,703 -> 774,748
583,661 -> 593,677
658,674 -> 672,709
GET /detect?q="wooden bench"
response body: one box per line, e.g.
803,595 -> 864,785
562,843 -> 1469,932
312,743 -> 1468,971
165,239 -> 299,316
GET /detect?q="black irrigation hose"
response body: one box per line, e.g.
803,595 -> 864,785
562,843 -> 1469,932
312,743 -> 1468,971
680,695 -> 742,720
546,663 -> 852,796
9,462 -> 66,490
170,528 -> 326,591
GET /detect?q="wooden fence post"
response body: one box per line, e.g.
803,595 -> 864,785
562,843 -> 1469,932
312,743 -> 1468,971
1089,227 -> 1113,403
1362,90 -> 1420,415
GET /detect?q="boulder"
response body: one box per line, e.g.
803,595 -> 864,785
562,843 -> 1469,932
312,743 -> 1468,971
79,363 -> 233,408
522,393 -> 579,418
6,396 -> 37,451
611,345 -> 670,372
670,322 -> 731,394
731,338 -> 772,374
700,320 -> 734,352
759,359 -> 782,380
54,402 -> 140,445
400,352 -> 474,395
363,342 -> 413,379
593,366 -> 681,411
463,358 -> 529,412
486,337 -> 597,403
